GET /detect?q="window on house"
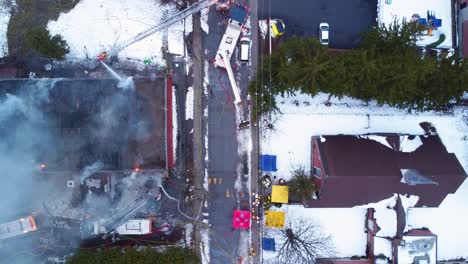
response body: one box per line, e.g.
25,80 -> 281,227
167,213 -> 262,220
313,166 -> 321,178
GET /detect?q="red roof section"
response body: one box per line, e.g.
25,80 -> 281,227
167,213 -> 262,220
308,135 -> 466,208
405,229 -> 435,236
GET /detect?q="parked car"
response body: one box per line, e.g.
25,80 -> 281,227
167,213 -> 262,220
271,19 -> 286,38
319,23 -> 329,45
239,37 -> 250,63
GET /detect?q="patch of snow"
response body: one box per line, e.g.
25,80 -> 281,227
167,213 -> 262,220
203,62 -> 209,192
185,86 -> 193,120
374,237 -> 393,259
374,208 -> 397,237
200,228 -> 210,264
365,135 -> 392,149
377,0 -> 452,48
400,136 -> 423,152
168,16 -> 192,55
355,194 -> 398,209
185,223 -> 193,247
264,205 -> 368,259
0,1 -> 14,58
47,0 -> 176,63
200,4 -> 209,34
399,194 -> 419,213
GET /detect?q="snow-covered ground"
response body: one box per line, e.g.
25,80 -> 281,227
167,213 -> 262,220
47,0 -> 186,64
262,93 -> 467,181
0,1 -> 14,58
262,92 -> 468,260
168,16 -> 192,56
185,86 -> 193,120
374,237 -> 393,259
263,205 -> 368,262
377,0 -> 452,48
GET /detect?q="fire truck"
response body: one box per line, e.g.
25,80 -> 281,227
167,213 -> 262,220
0,215 -> 38,240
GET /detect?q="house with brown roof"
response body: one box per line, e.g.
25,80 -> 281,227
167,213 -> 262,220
308,132 -> 466,208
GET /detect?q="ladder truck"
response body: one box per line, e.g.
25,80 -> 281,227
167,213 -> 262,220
214,5 -> 248,104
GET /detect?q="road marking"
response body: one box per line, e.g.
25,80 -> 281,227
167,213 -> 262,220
226,190 -> 230,198
219,178 -> 222,184
213,178 -> 217,184
208,177 -> 212,184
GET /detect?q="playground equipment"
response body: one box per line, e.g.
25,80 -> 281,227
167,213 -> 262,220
413,11 -> 442,36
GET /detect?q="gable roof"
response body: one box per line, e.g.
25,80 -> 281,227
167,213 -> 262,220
308,135 -> 466,208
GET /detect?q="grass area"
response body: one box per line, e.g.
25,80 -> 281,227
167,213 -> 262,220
7,0 -> 80,58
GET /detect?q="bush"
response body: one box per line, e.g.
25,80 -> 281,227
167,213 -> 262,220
26,27 -> 69,59
66,247 -> 200,264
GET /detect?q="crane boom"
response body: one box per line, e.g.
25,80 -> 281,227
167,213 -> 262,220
110,0 -> 217,56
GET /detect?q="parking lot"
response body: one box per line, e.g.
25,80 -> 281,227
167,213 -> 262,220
259,0 -> 378,49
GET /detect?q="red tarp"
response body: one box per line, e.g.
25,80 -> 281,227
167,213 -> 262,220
232,210 -> 250,229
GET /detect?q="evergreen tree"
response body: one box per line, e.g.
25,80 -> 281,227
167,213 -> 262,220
26,27 -> 69,59
288,168 -> 316,202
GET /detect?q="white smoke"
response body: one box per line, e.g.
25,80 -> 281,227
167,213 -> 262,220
80,161 -> 104,184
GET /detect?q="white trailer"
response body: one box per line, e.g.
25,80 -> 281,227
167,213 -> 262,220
0,215 -> 38,240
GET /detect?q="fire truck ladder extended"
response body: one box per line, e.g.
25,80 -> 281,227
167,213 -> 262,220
109,0 -> 217,56
220,51 -> 241,104
101,197 -> 150,234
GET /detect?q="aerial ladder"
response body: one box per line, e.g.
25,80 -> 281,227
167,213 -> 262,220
81,197 -> 151,236
219,51 -> 242,104
99,0 -> 218,59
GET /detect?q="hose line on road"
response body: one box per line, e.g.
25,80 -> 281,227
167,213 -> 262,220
159,184 -> 203,222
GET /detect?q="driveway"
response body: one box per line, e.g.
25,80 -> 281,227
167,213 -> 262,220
259,0 -> 378,49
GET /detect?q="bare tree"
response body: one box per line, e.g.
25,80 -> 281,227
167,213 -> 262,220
274,217 -> 335,264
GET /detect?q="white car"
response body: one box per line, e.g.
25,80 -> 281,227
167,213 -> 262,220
239,37 -> 250,63
319,23 -> 329,45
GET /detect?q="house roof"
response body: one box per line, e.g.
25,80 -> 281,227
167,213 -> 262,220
308,135 -> 466,208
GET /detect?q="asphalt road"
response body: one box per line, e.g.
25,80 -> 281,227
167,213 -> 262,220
259,0 -> 378,49
205,4 -> 252,263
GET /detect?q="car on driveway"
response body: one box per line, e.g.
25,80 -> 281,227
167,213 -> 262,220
319,23 -> 329,45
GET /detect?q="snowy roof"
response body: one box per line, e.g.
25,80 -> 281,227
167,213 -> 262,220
374,237 -> 393,259
398,232 -> 437,264
374,209 -> 397,237
307,134 -> 466,207
377,0 -> 453,48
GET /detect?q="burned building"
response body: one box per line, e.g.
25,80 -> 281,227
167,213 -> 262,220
0,78 -> 168,171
